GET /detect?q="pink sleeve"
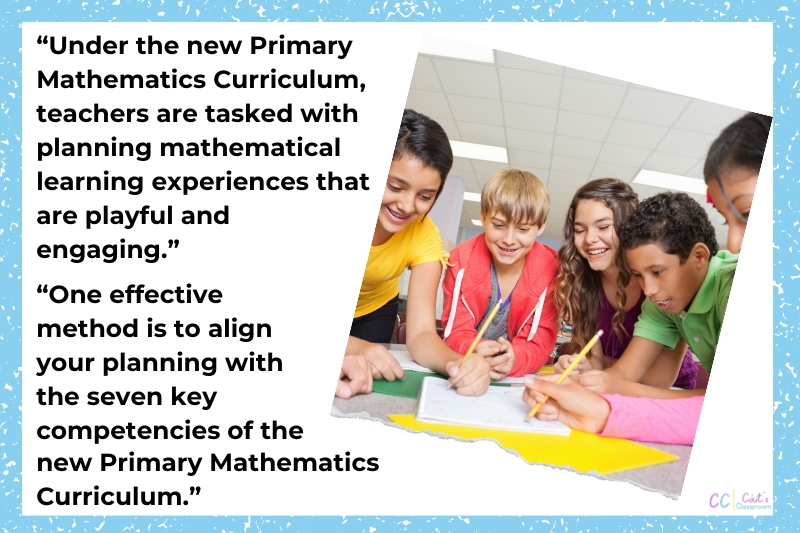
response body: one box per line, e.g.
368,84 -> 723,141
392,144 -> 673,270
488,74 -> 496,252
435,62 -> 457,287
597,394 -> 704,445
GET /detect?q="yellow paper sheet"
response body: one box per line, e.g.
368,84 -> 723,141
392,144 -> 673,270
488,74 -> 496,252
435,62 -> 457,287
388,414 -> 677,475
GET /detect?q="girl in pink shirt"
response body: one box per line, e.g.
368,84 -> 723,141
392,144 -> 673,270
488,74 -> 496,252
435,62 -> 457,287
522,375 -> 701,445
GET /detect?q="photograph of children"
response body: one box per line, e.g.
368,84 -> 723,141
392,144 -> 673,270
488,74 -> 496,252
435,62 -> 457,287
332,39 -> 771,497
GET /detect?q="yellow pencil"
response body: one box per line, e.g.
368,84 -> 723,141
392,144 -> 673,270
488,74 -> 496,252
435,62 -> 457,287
447,301 -> 502,390
525,329 -> 603,422
461,301 -> 502,364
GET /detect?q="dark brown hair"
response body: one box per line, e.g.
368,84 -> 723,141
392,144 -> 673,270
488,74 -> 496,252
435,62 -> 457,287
555,178 -> 639,349
704,112 -> 771,222
621,192 -> 718,262
394,109 -> 453,210
704,112 -> 771,184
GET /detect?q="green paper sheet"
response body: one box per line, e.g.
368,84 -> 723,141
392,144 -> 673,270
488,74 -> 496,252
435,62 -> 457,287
372,370 -> 441,399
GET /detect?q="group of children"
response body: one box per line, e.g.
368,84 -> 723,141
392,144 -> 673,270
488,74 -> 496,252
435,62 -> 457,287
336,109 -> 769,446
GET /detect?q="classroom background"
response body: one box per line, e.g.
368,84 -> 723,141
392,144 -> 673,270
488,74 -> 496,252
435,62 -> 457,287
398,38 -> 751,318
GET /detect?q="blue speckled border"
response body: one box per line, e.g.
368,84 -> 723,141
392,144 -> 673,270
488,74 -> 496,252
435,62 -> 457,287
1,1 -> 791,531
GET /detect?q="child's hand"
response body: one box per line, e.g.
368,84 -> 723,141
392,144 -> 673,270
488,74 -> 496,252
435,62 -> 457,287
522,375 -> 611,434
577,369 -> 621,394
484,337 -> 515,380
445,354 -> 491,396
473,339 -> 504,358
554,353 -> 593,375
362,344 -> 405,382
336,355 -> 374,399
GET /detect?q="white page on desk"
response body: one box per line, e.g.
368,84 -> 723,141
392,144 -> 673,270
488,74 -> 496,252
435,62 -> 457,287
388,349 -> 436,373
416,377 -> 570,436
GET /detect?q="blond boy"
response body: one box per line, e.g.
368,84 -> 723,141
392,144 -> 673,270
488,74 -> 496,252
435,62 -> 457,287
440,170 -> 559,390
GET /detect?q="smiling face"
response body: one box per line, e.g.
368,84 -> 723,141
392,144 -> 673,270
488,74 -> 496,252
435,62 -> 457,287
707,166 -> 758,254
573,199 -> 620,273
374,156 -> 442,244
626,243 -> 708,314
481,211 -> 544,271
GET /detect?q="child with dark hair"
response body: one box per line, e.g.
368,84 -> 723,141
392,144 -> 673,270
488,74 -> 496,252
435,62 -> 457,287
344,109 -> 481,394
522,113 -> 767,434
553,179 -> 696,390
564,192 -> 734,398
704,112 -> 771,253
621,192 -> 733,376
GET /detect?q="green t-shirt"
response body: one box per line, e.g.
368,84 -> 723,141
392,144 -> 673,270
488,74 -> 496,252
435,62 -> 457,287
632,251 -> 738,375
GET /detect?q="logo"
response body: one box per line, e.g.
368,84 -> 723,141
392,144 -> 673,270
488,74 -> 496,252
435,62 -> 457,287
709,490 -> 772,512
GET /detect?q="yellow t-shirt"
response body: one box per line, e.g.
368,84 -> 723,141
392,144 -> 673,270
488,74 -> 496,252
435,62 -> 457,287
354,216 -> 445,318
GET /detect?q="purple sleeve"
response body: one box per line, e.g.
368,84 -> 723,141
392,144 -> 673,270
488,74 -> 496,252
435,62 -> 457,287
597,394 -> 704,445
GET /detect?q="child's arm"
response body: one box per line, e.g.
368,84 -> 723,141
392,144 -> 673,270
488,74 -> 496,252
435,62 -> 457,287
596,393 -> 703,444
587,342 -> 606,370
601,296 -> 686,387
640,339 -> 689,389
406,261 -> 491,396
602,335 -> 664,383
579,338 -> 702,398
579,368 -> 705,398
523,375 -> 703,445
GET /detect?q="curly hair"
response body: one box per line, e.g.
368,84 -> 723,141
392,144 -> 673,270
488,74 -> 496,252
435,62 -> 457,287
555,178 -> 639,350
394,109 -> 453,211
620,192 -> 719,263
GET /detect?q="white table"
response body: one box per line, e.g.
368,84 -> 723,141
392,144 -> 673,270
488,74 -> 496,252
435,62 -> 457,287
333,346 -> 692,497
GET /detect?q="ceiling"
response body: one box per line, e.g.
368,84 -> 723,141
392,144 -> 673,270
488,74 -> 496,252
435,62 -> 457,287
405,50 -> 750,246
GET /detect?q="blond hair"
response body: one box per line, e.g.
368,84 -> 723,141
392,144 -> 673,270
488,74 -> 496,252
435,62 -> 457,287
480,169 -> 549,227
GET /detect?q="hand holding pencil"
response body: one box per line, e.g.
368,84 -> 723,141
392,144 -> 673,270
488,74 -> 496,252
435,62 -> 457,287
444,301 -> 502,396
480,337 -> 515,381
525,330 -> 603,421
522,374 -> 612,434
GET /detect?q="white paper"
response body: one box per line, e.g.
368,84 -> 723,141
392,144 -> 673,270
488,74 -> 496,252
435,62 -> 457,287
416,377 -> 570,436
389,349 -> 436,374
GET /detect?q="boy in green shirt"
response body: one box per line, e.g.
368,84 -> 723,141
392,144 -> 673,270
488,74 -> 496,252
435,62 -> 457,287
576,192 -> 736,398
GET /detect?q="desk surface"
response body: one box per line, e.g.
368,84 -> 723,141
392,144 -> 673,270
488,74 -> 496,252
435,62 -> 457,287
333,347 -> 692,497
